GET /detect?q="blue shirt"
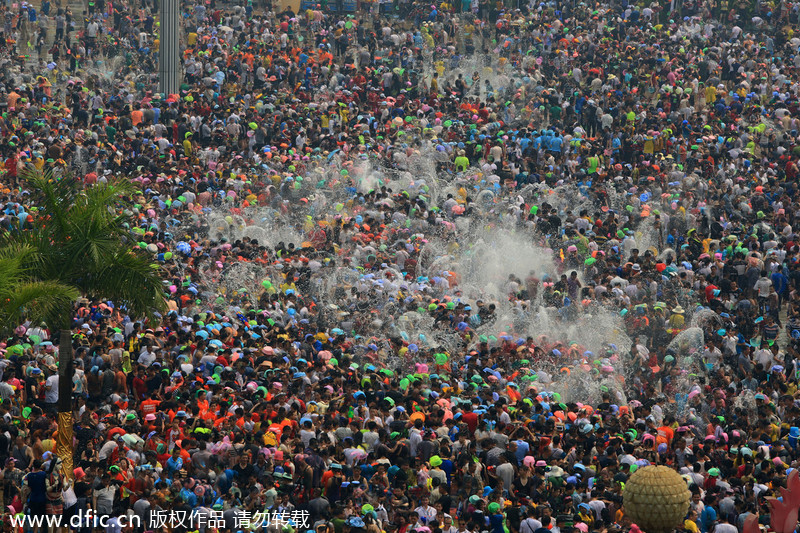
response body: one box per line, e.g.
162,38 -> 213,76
575,96 -> 586,114
441,459 -> 454,485
166,457 -> 183,478
217,469 -> 234,494
772,271 -> 788,294
180,488 -> 198,507
514,440 -> 530,464
490,513 -> 505,533
700,506 -> 717,532
25,471 -> 47,502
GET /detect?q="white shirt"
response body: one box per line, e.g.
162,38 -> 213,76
98,441 -> 119,461
415,505 -> 437,522
521,518 -> 542,533
755,277 -> 772,297
754,348 -> 774,368
409,428 -> 422,456
137,349 -> 156,367
0,382 -> 13,400
44,375 -> 59,403
27,327 -> 48,340
587,499 -> 606,520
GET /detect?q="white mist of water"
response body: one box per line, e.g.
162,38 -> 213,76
171,105 -> 691,405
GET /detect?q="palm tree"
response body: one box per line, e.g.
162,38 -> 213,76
2,166 -> 167,477
0,244 -> 79,335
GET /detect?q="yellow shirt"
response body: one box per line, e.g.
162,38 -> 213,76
668,314 -> 685,329
279,281 -> 297,294
685,520 -> 699,533
705,85 -> 717,104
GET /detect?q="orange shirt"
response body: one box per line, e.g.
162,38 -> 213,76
656,425 -> 674,446
141,399 -> 161,416
197,398 -> 209,414
321,470 -> 335,494
131,109 -> 143,126
267,422 -> 284,441
7,91 -> 20,109
280,418 -> 296,438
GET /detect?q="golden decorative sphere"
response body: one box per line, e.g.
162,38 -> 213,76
623,465 -> 691,533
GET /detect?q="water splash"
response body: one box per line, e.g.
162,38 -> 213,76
667,327 -> 706,371
690,308 -> 722,329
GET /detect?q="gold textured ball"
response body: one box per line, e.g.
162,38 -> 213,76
623,465 -> 691,533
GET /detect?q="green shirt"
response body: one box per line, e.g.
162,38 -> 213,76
331,518 -> 345,533
587,156 -> 599,174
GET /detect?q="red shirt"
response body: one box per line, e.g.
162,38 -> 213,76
132,376 -> 147,400
461,411 -> 479,435
704,284 -> 719,302
5,156 -> 17,177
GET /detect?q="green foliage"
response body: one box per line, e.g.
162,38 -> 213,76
0,166 -> 166,332
0,244 -> 79,334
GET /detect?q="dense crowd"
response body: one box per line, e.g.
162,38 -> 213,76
2,0 -> 800,532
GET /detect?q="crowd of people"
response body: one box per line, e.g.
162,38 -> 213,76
2,0 -> 800,532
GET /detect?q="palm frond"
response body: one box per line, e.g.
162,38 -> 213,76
0,280 -> 79,332
80,248 -> 167,322
0,243 -> 80,333
19,166 -> 78,240
83,179 -> 138,213
0,243 -> 35,273
5,166 -> 167,324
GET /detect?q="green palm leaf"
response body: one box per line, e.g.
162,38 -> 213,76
0,165 -> 167,330
0,244 -> 79,332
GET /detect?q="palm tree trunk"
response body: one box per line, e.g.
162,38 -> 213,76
56,328 -> 74,480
